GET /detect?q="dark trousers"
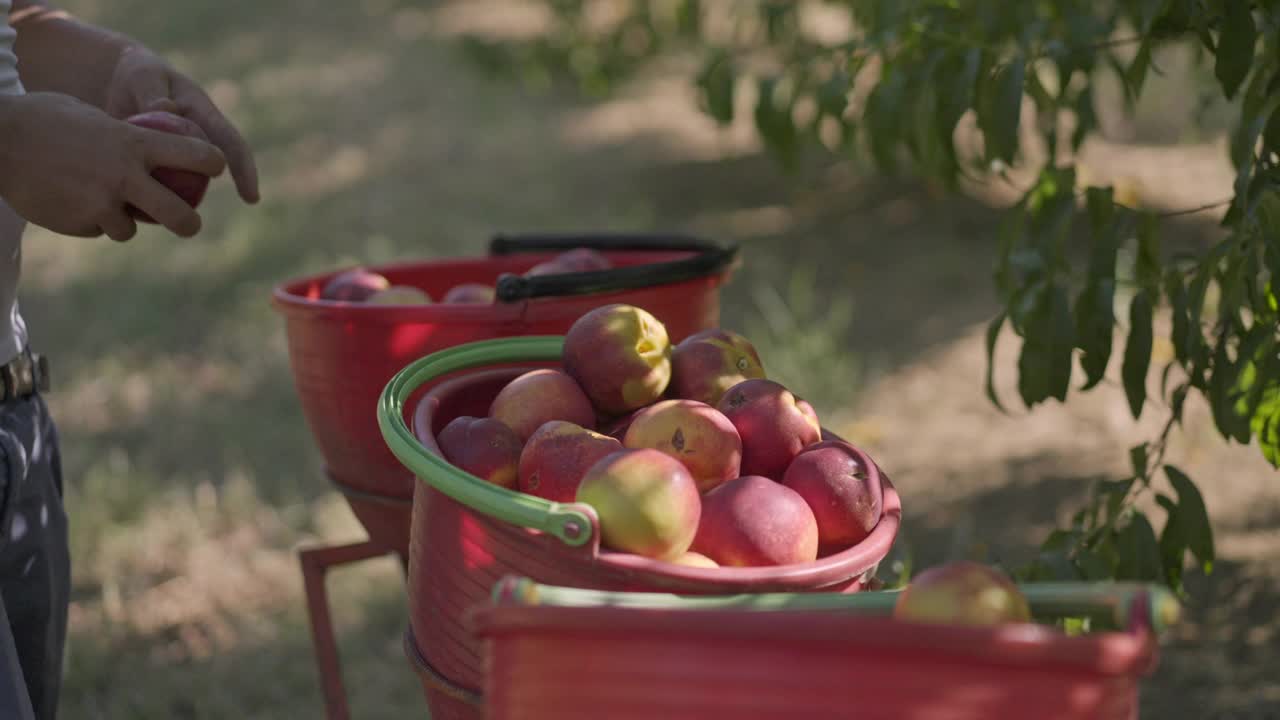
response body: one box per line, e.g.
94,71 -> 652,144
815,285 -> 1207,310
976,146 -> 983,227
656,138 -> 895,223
0,393 -> 70,720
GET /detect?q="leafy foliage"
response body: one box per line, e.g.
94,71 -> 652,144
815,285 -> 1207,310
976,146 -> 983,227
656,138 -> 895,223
459,0 -> 1280,591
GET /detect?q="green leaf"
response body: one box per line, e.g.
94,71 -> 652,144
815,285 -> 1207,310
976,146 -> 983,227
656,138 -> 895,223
1076,188 -> 1120,389
696,50 -> 735,126
1134,0 -> 1170,31
1071,86 -> 1096,151
675,0 -> 701,36
1135,212 -> 1161,295
1214,0 -> 1257,99
1116,512 -> 1164,581
1209,335 -> 1250,442
985,311 -> 1008,413
978,58 -> 1025,164
1098,477 -> 1135,523
1122,290 -> 1154,419
1129,443 -> 1149,478
1018,283 -> 1075,407
1125,38 -> 1153,99
1252,379 -> 1280,467
817,69 -> 849,120
1165,269 -> 1194,365
1155,493 -> 1186,591
1260,191 -> 1280,282
1165,465 -> 1215,573
1075,547 -> 1115,580
1075,280 -> 1115,390
1042,528 -> 1081,553
754,75 -> 798,168
865,71 -> 906,173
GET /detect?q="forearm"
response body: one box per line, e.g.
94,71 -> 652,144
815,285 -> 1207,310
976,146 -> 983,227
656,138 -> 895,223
9,0 -> 134,110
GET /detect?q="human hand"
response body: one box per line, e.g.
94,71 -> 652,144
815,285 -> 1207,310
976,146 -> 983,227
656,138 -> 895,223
0,91 -> 227,241
104,45 -> 259,205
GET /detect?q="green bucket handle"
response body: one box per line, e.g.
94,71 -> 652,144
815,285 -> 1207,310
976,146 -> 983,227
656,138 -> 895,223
377,336 -> 598,548
491,576 -> 1182,635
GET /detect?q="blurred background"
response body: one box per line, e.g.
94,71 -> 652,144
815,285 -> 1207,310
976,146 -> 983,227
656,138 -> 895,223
21,0 -> 1278,717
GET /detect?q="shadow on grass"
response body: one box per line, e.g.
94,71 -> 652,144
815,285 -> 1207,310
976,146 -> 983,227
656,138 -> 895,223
63,558 -> 422,720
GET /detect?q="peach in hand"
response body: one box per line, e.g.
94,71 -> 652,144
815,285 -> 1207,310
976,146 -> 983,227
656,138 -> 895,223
124,111 -> 213,222
563,304 -> 672,415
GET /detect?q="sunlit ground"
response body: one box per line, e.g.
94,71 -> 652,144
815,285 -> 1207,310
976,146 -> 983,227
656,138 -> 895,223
18,1 -> 1278,717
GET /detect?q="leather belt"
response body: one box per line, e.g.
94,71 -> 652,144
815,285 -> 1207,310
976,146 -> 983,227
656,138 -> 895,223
0,350 -> 50,403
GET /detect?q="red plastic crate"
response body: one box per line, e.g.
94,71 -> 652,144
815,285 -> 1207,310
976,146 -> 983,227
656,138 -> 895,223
473,579 -> 1170,720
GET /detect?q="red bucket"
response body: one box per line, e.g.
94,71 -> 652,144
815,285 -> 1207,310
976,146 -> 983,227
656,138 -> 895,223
272,233 -> 737,555
376,337 -> 903,719
473,577 -> 1175,720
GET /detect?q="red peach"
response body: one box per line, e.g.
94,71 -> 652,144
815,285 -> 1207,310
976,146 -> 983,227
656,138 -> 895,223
320,268 -> 392,302
518,421 -> 623,503
893,561 -> 1032,627
690,475 -> 818,567
670,329 -> 766,406
366,285 -> 432,305
124,111 -> 212,222
622,399 -> 741,493
436,416 -> 523,489
524,260 -> 566,277
575,449 -> 701,560
563,304 -> 672,415
489,369 -> 597,442
553,247 -> 612,272
781,440 -> 883,549
441,283 -> 495,303
715,379 -> 822,479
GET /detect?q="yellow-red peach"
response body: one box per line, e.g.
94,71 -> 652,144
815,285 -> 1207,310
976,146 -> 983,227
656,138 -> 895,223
489,369 -> 597,442
575,448 -> 701,560
518,421 -> 623,503
563,304 -> 672,415
893,561 -> 1032,627
622,399 -> 741,493
670,329 -> 766,406
670,551 -> 718,568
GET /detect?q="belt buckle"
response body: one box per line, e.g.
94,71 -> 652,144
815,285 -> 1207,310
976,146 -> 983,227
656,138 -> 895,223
0,352 -> 48,400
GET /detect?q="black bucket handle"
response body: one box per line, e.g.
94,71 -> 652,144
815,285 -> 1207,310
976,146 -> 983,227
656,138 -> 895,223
487,232 -> 740,303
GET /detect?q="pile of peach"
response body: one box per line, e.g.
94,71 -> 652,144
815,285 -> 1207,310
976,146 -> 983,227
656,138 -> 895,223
316,247 -> 613,305
436,303 -> 888,569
